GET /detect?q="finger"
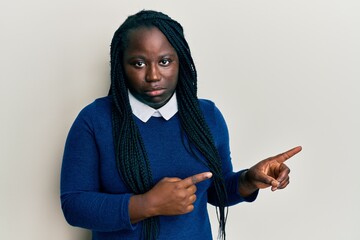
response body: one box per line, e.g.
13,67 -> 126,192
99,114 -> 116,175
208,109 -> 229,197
185,204 -> 194,213
187,185 -> 197,195
180,172 -> 213,188
189,194 -> 197,204
255,171 -> 279,189
278,177 -> 289,189
276,163 -> 290,182
162,177 -> 182,183
271,179 -> 280,191
273,146 -> 302,164
275,164 -> 291,190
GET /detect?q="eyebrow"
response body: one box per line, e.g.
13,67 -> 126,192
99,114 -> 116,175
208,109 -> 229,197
125,53 -> 177,60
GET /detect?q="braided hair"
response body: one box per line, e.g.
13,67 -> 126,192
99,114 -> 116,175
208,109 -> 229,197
109,10 -> 228,240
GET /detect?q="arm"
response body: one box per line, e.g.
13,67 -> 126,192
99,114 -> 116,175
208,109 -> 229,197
204,102 -> 258,206
60,106 -> 135,232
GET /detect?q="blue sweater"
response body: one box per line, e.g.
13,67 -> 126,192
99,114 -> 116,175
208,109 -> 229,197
60,96 -> 257,240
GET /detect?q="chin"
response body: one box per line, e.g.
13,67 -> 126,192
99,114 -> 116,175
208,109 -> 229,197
148,100 -> 167,109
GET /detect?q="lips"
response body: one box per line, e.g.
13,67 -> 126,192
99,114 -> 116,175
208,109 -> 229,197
145,88 -> 166,97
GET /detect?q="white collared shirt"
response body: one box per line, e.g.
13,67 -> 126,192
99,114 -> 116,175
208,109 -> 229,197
128,91 -> 178,123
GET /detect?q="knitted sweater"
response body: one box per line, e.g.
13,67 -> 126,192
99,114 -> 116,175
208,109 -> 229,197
60,96 -> 257,240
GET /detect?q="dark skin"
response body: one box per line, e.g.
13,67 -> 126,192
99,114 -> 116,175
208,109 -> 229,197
123,26 -> 179,109
123,27 -> 302,223
238,146 -> 302,196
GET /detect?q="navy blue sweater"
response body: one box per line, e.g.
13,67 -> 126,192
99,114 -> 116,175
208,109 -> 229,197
60,96 -> 257,240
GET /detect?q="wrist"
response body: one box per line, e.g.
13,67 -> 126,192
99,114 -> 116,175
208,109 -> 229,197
129,194 -> 154,223
141,192 -> 158,218
238,170 -> 258,197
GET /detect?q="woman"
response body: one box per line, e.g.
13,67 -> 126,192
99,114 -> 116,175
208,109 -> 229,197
60,10 -> 302,240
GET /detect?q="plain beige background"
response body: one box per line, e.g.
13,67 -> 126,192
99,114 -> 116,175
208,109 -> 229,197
1,0 -> 359,239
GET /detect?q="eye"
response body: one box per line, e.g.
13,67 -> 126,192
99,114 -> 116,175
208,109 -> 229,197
132,60 -> 145,68
159,58 -> 171,66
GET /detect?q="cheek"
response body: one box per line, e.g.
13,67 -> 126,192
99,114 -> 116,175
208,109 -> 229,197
163,70 -> 178,88
173,70 -> 179,86
124,68 -> 143,89
169,65 -> 179,83
172,73 -> 179,86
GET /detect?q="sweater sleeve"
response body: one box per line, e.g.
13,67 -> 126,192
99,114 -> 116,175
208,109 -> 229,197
204,102 -> 258,206
60,104 -> 137,232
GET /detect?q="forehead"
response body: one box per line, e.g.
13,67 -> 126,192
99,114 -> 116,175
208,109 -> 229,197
124,26 -> 176,55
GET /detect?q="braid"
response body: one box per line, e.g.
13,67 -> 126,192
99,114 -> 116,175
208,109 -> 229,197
109,10 -> 228,239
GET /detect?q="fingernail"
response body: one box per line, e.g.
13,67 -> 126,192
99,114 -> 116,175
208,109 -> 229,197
206,172 -> 213,178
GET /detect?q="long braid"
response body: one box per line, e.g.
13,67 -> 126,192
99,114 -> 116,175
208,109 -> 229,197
109,10 -> 228,239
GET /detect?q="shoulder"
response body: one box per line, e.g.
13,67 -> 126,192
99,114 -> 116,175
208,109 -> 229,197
198,98 -> 218,114
74,96 -> 113,128
198,98 -> 222,116
198,98 -> 215,109
198,98 -> 229,145
79,96 -> 112,116
198,98 -> 225,126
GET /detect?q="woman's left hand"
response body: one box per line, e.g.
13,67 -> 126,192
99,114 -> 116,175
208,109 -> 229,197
239,146 -> 302,196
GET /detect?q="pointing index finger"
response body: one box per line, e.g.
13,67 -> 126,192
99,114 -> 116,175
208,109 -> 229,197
181,172 -> 213,188
275,146 -> 302,163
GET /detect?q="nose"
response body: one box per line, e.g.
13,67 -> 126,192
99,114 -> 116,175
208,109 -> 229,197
145,63 -> 161,82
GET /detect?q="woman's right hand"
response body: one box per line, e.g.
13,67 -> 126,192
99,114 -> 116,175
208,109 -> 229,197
129,172 -> 212,223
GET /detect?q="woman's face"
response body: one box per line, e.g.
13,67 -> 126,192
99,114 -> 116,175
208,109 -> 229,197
123,27 -> 179,109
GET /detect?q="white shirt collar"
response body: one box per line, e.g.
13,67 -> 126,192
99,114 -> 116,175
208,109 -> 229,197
128,90 -> 178,123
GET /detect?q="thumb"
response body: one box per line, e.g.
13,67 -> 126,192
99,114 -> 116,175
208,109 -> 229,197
161,177 -> 182,183
270,179 -> 280,191
255,172 -> 280,191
